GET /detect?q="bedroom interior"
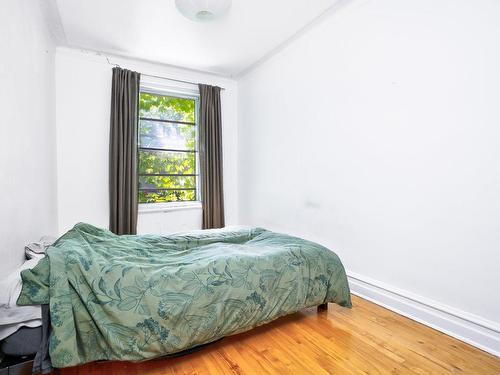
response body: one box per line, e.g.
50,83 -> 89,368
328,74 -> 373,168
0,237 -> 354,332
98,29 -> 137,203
0,0 -> 499,374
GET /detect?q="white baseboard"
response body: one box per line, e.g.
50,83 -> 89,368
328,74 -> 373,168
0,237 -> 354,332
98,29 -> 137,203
347,271 -> 500,357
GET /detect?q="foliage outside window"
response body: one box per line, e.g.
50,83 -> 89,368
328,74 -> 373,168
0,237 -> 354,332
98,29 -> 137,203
138,91 -> 199,204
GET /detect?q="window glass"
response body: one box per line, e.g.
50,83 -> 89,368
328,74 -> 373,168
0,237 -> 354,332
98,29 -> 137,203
138,91 -> 198,204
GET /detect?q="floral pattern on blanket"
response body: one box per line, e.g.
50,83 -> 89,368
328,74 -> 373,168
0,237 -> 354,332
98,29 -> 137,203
18,223 -> 351,368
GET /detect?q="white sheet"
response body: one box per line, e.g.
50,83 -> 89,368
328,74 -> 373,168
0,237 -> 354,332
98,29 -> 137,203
0,236 -> 55,340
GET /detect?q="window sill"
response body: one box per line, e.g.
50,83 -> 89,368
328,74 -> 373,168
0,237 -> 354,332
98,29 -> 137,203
138,201 -> 202,214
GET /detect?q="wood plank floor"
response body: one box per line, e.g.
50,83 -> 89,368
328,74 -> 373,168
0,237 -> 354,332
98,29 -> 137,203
61,296 -> 500,374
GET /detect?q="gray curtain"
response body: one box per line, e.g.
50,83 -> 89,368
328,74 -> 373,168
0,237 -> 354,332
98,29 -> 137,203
109,67 -> 140,235
199,84 -> 225,229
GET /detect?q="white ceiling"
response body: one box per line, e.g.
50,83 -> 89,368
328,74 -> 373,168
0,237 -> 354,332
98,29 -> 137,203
54,0 -> 337,77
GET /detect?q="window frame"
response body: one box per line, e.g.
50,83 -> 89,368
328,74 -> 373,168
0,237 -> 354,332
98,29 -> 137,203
137,85 -> 201,212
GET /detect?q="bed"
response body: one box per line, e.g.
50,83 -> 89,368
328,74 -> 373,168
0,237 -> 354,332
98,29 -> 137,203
17,223 -> 351,369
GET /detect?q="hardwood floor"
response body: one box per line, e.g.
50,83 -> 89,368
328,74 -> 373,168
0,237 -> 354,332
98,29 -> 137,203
61,296 -> 500,374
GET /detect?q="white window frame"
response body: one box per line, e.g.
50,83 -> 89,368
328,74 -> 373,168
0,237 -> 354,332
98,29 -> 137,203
138,81 -> 201,213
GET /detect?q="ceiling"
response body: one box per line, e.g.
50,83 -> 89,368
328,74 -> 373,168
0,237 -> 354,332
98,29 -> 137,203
54,0 -> 337,77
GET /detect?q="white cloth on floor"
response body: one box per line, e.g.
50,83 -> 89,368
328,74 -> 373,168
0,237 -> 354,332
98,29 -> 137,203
0,236 -> 55,340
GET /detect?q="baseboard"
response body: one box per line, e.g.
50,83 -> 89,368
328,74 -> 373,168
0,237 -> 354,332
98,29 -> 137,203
347,271 -> 500,357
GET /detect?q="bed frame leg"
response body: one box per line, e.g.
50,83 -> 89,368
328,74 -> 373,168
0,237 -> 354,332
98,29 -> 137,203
318,303 -> 328,311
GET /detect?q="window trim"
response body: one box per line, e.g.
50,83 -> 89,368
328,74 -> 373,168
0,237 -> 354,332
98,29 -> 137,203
138,201 -> 202,214
137,86 -> 201,209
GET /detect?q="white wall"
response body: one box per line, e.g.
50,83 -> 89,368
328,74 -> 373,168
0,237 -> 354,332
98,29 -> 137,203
238,0 -> 500,325
55,47 -> 238,235
0,0 -> 57,275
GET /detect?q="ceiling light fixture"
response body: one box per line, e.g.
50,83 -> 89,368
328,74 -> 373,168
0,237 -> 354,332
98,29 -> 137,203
175,0 -> 232,22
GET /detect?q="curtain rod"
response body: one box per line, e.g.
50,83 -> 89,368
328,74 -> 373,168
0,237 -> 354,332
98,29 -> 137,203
106,57 -> 225,91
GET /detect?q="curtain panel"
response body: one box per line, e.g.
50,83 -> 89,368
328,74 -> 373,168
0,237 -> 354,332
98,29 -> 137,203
198,84 -> 225,229
109,67 -> 140,234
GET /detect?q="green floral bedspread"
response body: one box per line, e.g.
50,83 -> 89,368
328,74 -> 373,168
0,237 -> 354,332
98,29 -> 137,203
17,223 -> 351,368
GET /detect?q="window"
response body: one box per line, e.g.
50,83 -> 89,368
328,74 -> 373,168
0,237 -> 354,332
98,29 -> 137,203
138,90 -> 199,205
